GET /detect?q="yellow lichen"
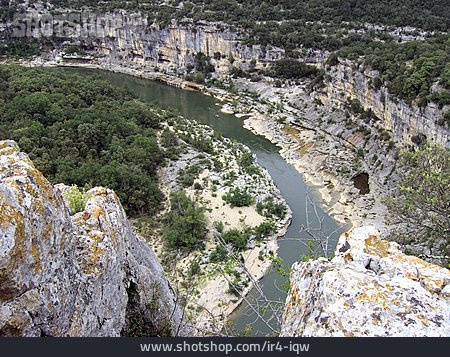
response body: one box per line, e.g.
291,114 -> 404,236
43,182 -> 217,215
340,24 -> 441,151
355,289 -> 391,311
31,240 -> 42,274
0,147 -> 18,156
363,234 -> 390,257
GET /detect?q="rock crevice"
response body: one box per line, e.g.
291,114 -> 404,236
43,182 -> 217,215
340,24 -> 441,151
0,140 -> 186,336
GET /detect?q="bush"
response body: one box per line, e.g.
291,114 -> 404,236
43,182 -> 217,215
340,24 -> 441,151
209,244 -> 227,263
177,163 -> 205,188
194,182 -> 203,190
253,221 -> 275,240
222,187 -> 255,207
256,197 -> 286,218
213,220 -> 224,233
222,229 -> 249,251
63,185 -> 90,215
163,192 -> 207,252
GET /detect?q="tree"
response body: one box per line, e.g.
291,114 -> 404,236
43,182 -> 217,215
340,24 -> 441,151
222,187 -> 255,207
383,144 -> 449,264
163,191 -> 208,252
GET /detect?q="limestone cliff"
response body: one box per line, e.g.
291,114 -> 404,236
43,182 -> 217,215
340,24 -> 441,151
1,4 -> 447,147
0,140 -> 187,336
320,59 -> 449,147
280,226 -> 450,337
3,6 -> 283,74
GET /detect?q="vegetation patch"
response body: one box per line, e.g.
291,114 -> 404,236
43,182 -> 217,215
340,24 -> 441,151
162,191 -> 208,253
0,65 -> 165,217
222,187 -> 255,207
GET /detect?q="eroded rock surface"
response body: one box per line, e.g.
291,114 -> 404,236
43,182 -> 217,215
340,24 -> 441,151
281,226 -> 450,337
0,140 -> 186,336
321,59 -> 449,147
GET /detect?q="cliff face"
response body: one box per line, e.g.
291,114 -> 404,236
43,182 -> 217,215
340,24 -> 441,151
0,140 -> 186,336
7,9 -> 284,73
280,226 -> 450,337
321,59 -> 449,147
96,20 -> 284,75
2,6 -> 447,147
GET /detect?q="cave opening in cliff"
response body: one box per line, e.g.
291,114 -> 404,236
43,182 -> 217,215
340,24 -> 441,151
351,173 -> 370,195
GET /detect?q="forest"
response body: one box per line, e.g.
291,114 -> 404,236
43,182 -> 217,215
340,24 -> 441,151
331,35 -> 450,107
41,1 -> 449,32
0,65 -> 167,216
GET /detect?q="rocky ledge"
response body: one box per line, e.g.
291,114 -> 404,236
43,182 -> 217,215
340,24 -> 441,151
281,226 -> 450,337
0,140 -> 187,336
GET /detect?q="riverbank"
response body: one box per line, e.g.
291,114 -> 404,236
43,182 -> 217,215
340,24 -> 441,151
104,61 -> 389,233
2,56 -> 393,333
135,116 -> 292,334
36,57 -> 389,233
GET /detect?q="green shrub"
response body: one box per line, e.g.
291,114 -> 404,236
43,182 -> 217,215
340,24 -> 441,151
194,182 -> 203,190
222,229 -> 249,251
222,187 -> 255,207
209,244 -> 227,263
253,221 -> 275,240
213,220 -> 225,233
177,163 -> 205,188
256,197 -> 286,218
163,192 -> 207,252
63,185 -> 90,215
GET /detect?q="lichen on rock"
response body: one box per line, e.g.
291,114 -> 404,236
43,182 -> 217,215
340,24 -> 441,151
280,226 -> 450,337
0,140 -> 187,336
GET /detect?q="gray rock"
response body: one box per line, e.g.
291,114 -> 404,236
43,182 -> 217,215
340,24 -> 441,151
0,140 -> 188,336
280,226 -> 450,337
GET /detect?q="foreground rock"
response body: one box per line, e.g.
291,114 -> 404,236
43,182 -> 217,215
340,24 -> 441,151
0,140 -> 187,336
281,226 -> 450,336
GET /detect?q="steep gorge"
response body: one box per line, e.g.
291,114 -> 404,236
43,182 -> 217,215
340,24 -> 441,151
1,5 -> 447,147
0,2 -> 449,338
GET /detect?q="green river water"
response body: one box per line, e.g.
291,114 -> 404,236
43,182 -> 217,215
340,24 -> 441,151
59,67 -> 345,336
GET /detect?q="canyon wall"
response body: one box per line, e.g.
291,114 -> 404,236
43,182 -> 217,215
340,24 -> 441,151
320,59 -> 449,147
0,140 -> 187,336
280,226 -> 450,337
5,7 -> 283,73
1,5 -> 447,146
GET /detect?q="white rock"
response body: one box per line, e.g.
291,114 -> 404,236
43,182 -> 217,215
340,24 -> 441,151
280,226 -> 450,337
0,141 -> 188,336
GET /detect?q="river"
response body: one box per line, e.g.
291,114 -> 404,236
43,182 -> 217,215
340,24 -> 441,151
58,67 -> 345,336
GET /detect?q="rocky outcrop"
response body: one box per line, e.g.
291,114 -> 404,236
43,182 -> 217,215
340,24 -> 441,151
3,6 -> 283,74
281,226 -> 450,337
321,59 -> 449,147
2,4 -> 447,148
0,140 -> 186,336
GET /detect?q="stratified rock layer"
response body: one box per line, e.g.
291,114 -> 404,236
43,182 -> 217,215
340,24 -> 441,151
2,4 -> 446,147
0,140 -> 186,336
281,226 -> 450,337
321,59 -> 449,147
